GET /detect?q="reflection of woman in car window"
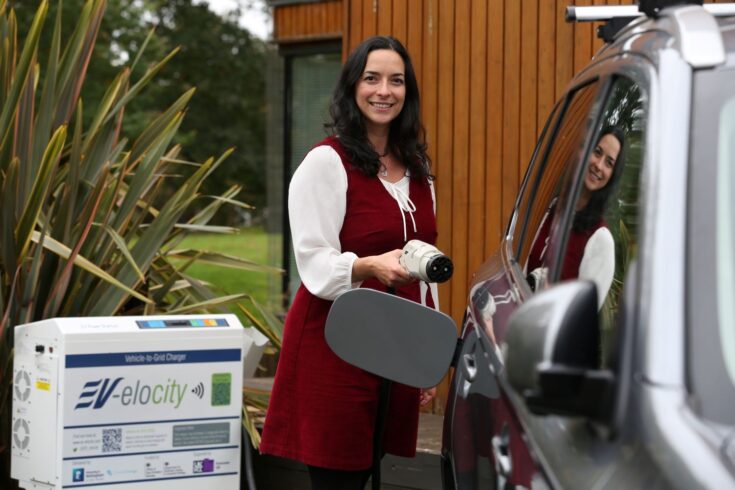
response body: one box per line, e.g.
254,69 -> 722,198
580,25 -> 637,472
527,127 -> 625,308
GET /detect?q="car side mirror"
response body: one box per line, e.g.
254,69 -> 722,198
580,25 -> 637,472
505,280 -> 614,420
325,288 -> 458,388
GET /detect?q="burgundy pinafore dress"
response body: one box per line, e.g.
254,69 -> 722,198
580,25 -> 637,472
527,204 -> 605,280
259,136 -> 438,470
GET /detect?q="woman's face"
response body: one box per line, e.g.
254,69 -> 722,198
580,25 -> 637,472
584,133 -> 621,192
355,49 -> 406,133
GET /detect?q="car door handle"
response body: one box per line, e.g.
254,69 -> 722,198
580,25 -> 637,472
491,424 -> 512,478
461,353 -> 477,382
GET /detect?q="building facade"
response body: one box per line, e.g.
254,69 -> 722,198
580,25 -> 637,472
265,0 -> 638,412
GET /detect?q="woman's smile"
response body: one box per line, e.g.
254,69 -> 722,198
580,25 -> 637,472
369,101 -> 395,110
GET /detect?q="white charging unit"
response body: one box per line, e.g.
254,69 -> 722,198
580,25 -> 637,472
11,314 -> 248,489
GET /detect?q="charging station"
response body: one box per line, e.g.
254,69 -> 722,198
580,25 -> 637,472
11,314 -> 256,489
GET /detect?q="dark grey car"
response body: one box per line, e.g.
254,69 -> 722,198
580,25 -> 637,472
326,2 -> 735,489
440,2 -> 735,489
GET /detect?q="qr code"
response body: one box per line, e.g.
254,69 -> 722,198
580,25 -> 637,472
102,428 -> 122,453
211,373 -> 231,406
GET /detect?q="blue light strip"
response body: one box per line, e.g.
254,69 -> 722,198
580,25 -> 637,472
66,349 -> 241,368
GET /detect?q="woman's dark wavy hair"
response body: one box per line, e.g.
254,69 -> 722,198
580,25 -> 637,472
325,36 -> 432,180
573,126 -> 626,232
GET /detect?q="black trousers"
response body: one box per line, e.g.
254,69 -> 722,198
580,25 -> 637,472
307,465 -> 372,490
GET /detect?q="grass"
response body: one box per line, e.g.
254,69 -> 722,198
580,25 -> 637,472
173,226 -> 282,323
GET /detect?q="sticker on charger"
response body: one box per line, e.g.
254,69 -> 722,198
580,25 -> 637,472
61,349 -> 242,487
36,378 -> 51,391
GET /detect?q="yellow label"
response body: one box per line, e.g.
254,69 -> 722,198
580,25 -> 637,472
36,380 -> 51,391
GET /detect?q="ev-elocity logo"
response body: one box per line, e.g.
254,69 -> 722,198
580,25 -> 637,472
74,378 -> 188,410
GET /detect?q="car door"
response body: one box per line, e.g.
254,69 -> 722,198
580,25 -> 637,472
442,77 -> 606,490
498,64 -> 655,488
508,63 -> 655,488
444,53 -> 658,489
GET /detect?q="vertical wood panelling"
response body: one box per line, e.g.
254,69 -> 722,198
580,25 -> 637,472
538,0 -> 556,133
436,0 -> 455,326
273,0 -> 346,43
485,0 -> 504,248
555,0 -> 574,99
422,0 -> 440,334
467,0 -> 487,275
519,0 -> 538,181
273,1 -> 342,43
377,0 -> 393,35
350,0 -> 363,53
450,0 -> 471,322
302,4 -> 311,37
363,0 -> 377,38
422,0 -> 438,189
343,0 -> 351,59
407,1 -> 423,90
573,0 -> 593,72
392,0 -> 408,45
501,0 -> 521,236
422,0 -> 442,413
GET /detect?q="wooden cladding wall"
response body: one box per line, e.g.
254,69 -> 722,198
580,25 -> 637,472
271,0 -> 730,411
273,0 -> 343,43
342,0 -> 638,413
340,0 -> 641,326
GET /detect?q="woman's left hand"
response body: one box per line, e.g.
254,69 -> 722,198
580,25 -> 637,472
419,387 -> 437,407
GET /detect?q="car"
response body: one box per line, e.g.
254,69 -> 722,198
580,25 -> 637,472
439,1 -> 735,489
326,1 -> 735,489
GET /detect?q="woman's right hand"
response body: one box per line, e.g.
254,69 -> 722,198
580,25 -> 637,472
352,249 -> 414,288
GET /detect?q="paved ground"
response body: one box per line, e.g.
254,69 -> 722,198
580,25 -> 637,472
250,414 -> 443,490
245,377 -> 444,489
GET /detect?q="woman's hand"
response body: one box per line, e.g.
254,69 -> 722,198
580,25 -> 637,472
420,387 -> 436,407
352,249 -> 414,287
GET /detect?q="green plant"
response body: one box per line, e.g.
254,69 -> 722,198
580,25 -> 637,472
0,0 -> 281,481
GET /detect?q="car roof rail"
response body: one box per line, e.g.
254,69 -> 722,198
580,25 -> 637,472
567,2 -> 732,68
566,2 -> 735,22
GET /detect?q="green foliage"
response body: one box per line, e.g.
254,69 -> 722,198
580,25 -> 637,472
0,0 -> 280,480
148,0 -> 267,214
174,227 -> 270,303
599,79 -> 644,361
12,0 -> 267,219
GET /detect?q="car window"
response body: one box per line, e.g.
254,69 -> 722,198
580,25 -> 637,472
527,76 -> 647,361
689,65 -> 735,425
716,91 -> 735,393
508,102 -> 562,255
515,80 -> 601,275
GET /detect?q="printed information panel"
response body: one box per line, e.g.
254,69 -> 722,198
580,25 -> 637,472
62,349 -> 241,487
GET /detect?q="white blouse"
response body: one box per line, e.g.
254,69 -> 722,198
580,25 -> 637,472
578,227 -> 615,309
288,145 -> 439,306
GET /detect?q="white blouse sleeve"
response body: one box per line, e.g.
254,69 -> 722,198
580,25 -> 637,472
578,227 -> 616,310
288,145 -> 360,301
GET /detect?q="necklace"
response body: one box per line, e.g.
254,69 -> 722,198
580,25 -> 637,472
378,151 -> 389,177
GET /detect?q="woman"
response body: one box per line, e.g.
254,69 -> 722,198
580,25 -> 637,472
259,36 -> 437,489
527,127 -> 625,308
